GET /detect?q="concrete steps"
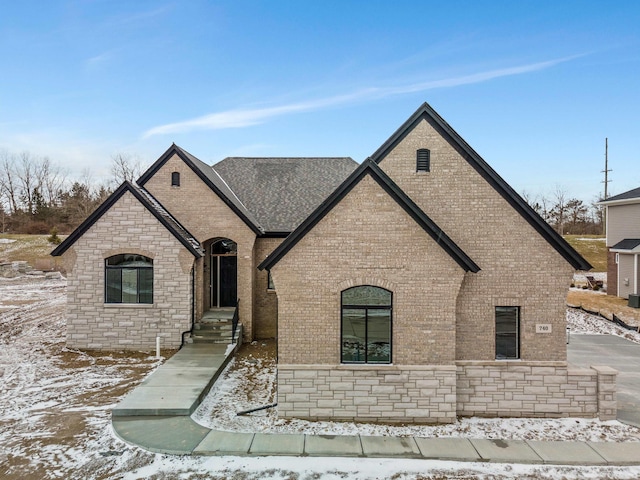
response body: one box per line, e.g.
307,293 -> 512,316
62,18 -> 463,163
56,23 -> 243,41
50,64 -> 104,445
191,321 -> 234,344
189,307 -> 239,345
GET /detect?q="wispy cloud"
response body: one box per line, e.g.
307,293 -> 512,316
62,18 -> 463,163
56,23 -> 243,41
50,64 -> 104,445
142,55 -> 583,139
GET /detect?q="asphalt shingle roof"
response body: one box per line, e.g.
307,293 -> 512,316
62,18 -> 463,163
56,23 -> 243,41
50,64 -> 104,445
611,239 -> 640,250
213,157 -> 357,233
603,187 -> 640,203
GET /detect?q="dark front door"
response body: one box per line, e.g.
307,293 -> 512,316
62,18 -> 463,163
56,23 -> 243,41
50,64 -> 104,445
218,255 -> 237,307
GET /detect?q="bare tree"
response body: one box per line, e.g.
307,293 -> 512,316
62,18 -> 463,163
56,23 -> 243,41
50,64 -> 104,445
39,156 -> 67,208
549,185 -> 569,235
16,151 -> 40,215
0,149 -> 19,214
110,153 -> 142,185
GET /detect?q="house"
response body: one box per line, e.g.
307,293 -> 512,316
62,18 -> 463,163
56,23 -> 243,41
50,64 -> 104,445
52,103 -> 617,423
600,187 -> 640,299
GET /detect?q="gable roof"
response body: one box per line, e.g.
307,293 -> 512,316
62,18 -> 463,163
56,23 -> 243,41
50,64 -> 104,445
258,158 -> 480,273
213,157 -> 357,233
371,102 -> 592,271
611,238 -> 640,251
599,186 -> 640,205
51,181 -> 204,258
137,144 -> 264,235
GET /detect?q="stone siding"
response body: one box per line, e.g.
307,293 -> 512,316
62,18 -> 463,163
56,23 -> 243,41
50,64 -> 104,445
63,191 -> 194,350
142,153 -> 257,340
457,361 -> 616,421
278,365 -> 457,423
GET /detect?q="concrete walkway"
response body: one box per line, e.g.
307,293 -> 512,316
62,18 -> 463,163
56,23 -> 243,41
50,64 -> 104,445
112,343 -> 640,465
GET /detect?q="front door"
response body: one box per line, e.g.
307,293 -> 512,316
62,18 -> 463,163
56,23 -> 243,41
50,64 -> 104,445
210,239 -> 237,308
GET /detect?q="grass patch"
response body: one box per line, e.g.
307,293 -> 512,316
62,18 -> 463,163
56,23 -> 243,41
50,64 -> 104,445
0,234 -> 66,270
567,289 -> 640,325
564,235 -> 607,271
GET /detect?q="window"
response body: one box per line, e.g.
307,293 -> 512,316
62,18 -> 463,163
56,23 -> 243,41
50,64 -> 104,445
105,254 -> 153,304
341,286 -> 392,364
416,149 -> 430,172
267,271 -> 275,290
495,306 -> 519,359
171,172 -> 180,186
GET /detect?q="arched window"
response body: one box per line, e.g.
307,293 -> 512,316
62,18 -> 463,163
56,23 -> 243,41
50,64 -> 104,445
105,254 -> 153,304
171,171 -> 180,186
341,286 -> 392,364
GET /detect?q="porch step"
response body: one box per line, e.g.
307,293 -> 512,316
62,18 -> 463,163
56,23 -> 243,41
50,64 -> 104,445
189,307 -> 238,345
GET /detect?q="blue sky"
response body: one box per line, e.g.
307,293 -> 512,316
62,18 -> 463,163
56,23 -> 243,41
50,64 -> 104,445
1,0 -> 638,202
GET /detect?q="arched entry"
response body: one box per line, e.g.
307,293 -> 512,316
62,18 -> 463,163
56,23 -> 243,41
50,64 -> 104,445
209,238 -> 237,308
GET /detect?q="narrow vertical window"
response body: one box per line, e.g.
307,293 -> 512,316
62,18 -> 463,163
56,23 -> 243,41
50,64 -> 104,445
171,171 -> 180,186
416,149 -> 430,172
495,306 -> 520,359
267,271 -> 275,290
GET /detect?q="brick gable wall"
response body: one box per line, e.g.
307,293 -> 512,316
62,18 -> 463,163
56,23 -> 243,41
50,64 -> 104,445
142,154 -> 257,339
376,118 -> 574,362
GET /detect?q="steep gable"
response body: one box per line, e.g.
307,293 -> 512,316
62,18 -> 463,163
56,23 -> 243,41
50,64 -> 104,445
259,159 -> 479,273
137,144 -> 263,234
371,102 -> 591,271
51,182 -> 203,258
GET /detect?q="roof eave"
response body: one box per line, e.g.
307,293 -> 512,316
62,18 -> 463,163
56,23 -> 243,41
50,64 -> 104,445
51,182 -> 203,258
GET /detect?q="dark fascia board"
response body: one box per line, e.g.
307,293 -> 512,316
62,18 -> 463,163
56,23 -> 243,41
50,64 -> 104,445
258,158 -> 480,273
137,144 -> 263,235
371,102 -> 592,271
51,181 -> 203,258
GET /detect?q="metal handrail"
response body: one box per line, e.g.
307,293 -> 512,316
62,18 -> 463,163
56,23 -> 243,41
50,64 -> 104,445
232,299 -> 240,343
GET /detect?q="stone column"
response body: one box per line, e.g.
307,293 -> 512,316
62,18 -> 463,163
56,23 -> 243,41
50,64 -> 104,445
592,365 -> 618,421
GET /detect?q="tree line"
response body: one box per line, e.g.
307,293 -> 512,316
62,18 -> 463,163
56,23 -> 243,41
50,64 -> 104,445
0,148 -> 605,237
0,149 -> 141,234
522,186 -> 604,235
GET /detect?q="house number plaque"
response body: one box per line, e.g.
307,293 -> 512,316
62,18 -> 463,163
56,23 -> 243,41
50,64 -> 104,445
536,324 -> 552,333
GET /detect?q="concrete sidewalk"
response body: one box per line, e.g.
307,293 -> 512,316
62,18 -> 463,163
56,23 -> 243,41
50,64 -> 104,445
112,343 -> 235,417
112,415 -> 640,465
112,343 -> 640,465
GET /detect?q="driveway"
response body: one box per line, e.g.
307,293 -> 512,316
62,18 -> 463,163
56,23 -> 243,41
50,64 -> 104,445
568,334 -> 640,426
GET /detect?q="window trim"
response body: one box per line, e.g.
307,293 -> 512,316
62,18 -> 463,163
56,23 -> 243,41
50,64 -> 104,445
171,171 -> 180,187
105,254 -> 154,304
341,285 -> 392,364
416,148 -> 430,172
495,306 -> 520,360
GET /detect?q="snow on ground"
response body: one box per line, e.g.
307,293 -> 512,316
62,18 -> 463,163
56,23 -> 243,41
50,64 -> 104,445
192,322 -> 640,443
2,274 -> 640,479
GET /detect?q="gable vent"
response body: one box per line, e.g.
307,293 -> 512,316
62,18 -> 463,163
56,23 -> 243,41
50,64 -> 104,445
416,149 -> 430,172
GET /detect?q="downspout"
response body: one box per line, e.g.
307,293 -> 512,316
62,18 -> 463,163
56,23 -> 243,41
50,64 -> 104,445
180,265 -> 196,348
635,254 -> 639,295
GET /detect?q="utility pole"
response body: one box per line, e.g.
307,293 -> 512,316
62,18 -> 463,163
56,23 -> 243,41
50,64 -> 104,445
601,137 -> 612,235
602,138 -> 611,200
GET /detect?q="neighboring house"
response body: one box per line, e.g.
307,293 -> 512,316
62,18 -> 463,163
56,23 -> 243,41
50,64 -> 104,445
600,187 -> 640,299
52,103 -> 617,423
